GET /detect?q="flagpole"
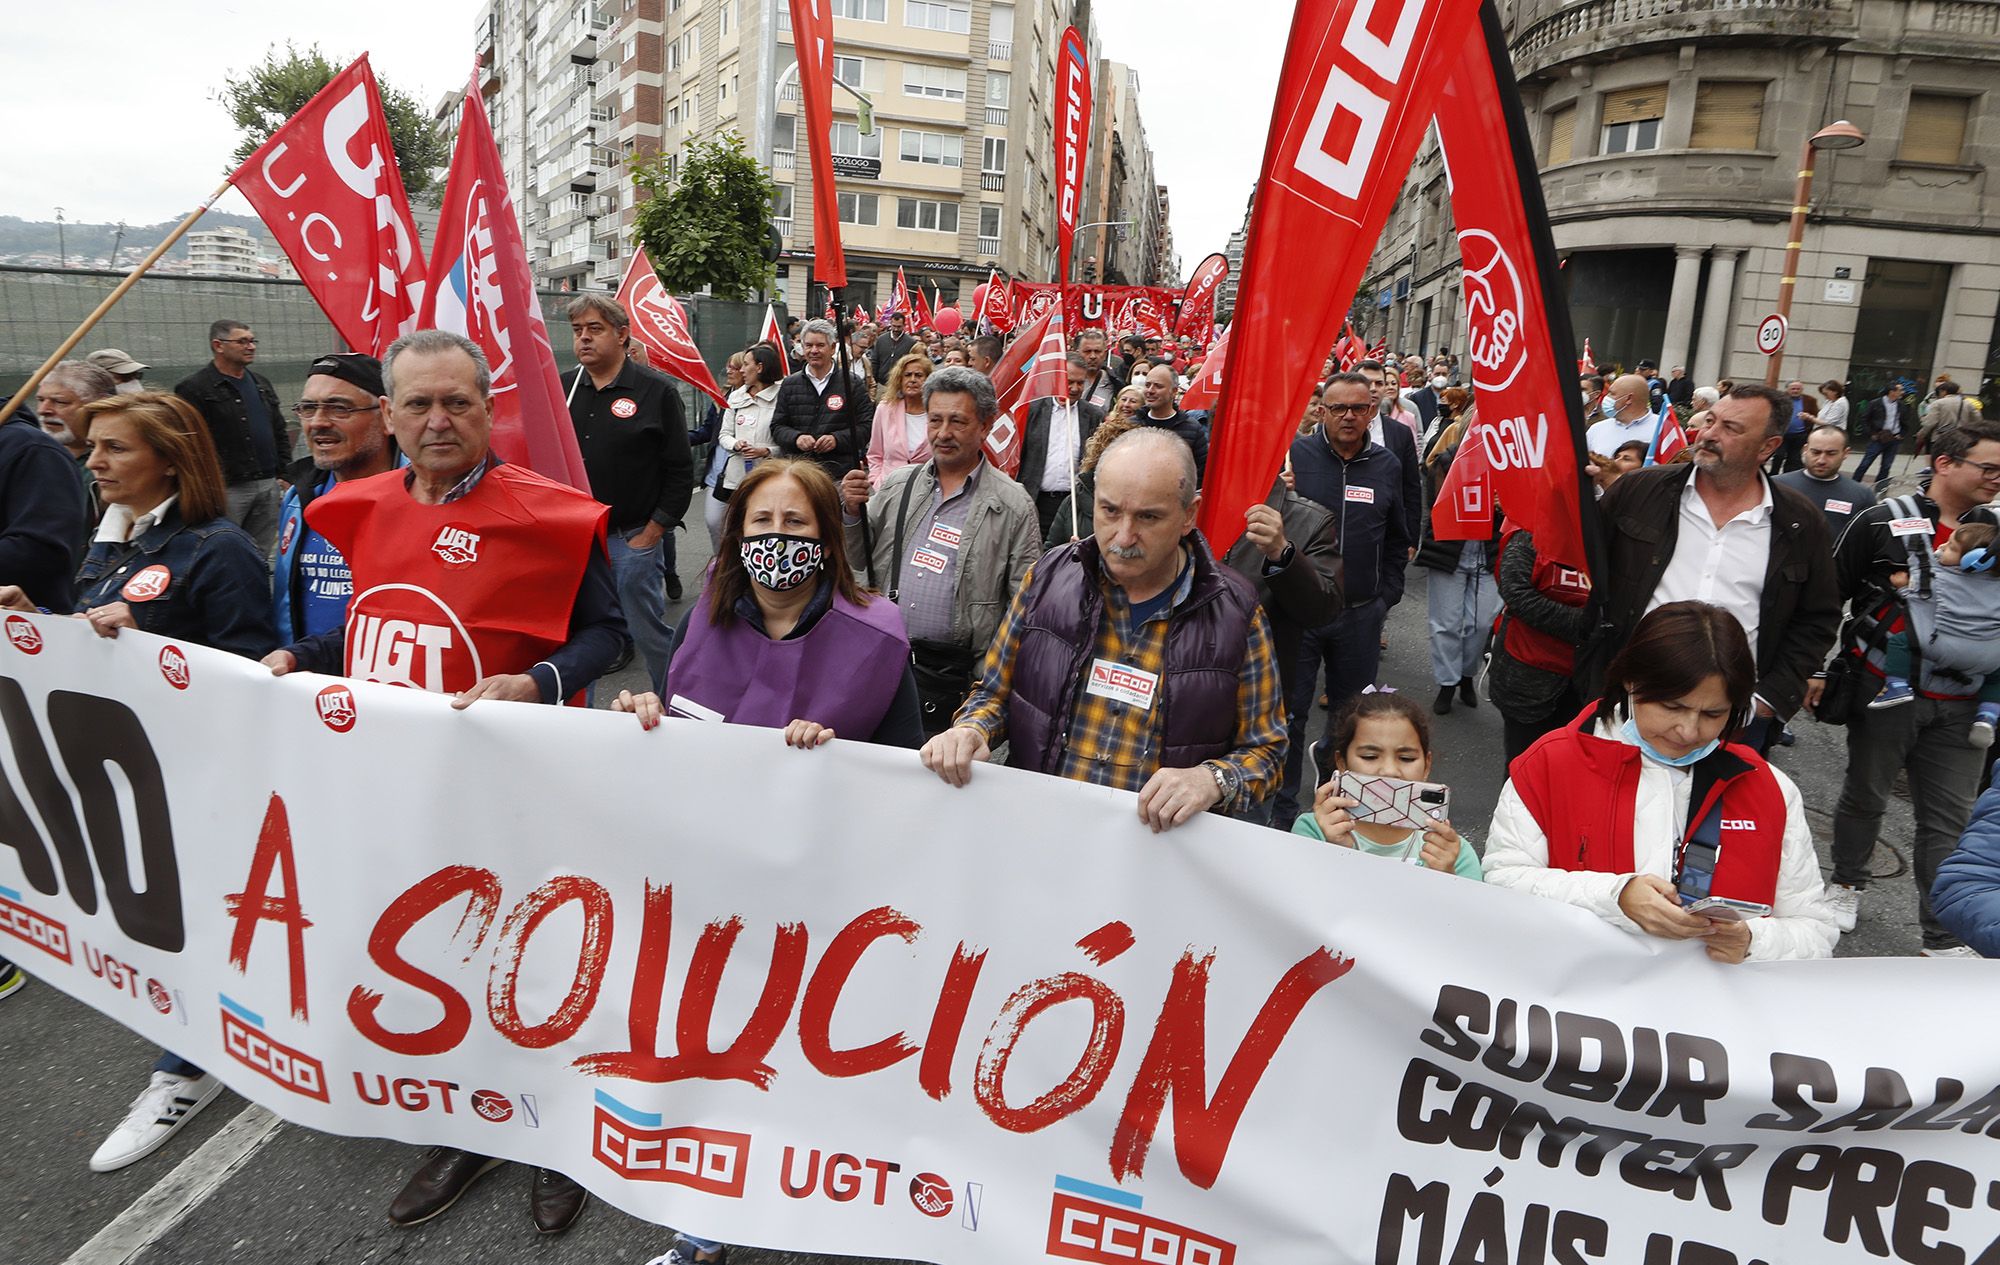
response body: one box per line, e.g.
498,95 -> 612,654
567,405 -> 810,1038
566,366 -> 586,407
831,293 -> 877,588
2,179 -> 231,421
1067,403 -> 1080,542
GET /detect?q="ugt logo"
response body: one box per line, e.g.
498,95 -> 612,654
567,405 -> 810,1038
1460,228 -> 1527,393
432,525 -> 481,566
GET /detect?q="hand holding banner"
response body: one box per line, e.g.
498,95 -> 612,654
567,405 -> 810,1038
616,250 -> 728,409
229,55 -> 426,357
1196,0 -> 1482,553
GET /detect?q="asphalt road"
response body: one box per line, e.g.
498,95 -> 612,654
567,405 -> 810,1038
1,499 -> 1944,1265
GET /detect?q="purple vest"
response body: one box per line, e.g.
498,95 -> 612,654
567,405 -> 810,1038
1006,535 -> 1257,775
666,588 -> 910,737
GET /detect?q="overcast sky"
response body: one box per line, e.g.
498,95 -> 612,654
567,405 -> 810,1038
6,0 -> 1283,273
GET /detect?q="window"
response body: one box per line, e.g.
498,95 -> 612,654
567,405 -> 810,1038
832,121 -> 882,158
1901,92 -> 1971,164
722,0 -> 734,33
667,38 -> 681,70
989,3 -> 1014,42
1599,83 -> 1666,154
833,0 -> 886,17
979,204 -> 1001,237
901,128 -> 963,166
903,63 -> 968,100
668,101 -> 681,127
905,0 -> 971,32
1689,81 -> 1764,150
986,71 -> 1010,106
772,186 -> 794,220
838,192 -> 879,225
833,55 -> 866,88
981,136 -> 1006,172
1545,103 -> 1575,164
897,197 -> 959,232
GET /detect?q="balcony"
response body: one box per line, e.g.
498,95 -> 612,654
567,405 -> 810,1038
1511,0 -> 1853,79
987,41 -> 1011,60
571,170 -> 599,193
593,254 -> 625,285
984,106 -> 1007,125
780,82 -> 802,103
571,33 -> 599,64
977,236 -> 1000,256
777,8 -> 791,30
775,216 -> 794,238
774,149 -> 795,169
980,172 -> 1004,191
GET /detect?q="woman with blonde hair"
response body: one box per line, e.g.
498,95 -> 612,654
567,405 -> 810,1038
865,349 -> 936,486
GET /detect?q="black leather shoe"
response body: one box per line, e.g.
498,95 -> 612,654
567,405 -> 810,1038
1459,676 -> 1478,707
1433,686 -> 1453,715
531,1167 -> 589,1234
666,573 -> 685,602
387,1147 -> 503,1226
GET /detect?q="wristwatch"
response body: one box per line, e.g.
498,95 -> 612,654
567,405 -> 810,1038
1204,761 -> 1241,812
1262,543 -> 1296,575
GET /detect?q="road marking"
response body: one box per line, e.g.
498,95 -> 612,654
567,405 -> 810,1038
62,1104 -> 283,1265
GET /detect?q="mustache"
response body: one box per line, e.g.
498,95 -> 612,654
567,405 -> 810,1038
1105,542 -> 1145,560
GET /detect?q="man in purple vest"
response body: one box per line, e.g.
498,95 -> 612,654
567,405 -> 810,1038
921,427 -> 1288,830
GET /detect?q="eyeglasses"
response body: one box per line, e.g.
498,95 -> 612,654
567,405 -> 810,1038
292,402 -> 382,420
218,337 -> 258,346
393,396 -> 481,418
1323,403 -> 1373,416
1953,457 -> 2000,481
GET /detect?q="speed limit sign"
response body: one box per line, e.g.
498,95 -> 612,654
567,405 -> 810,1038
1756,313 -> 1789,356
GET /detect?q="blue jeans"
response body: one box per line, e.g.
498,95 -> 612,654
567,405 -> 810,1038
154,1051 -> 203,1077
609,527 -> 674,693
1274,598 -> 1389,827
1855,439 -> 1899,484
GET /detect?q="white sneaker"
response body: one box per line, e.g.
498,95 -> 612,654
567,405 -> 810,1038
89,1071 -> 223,1172
1822,882 -> 1861,933
1921,944 -> 1982,959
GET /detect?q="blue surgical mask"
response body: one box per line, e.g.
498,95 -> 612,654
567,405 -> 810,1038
1620,716 -> 1719,768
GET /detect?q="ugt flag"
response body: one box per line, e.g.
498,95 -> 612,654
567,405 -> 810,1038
1175,252 -> 1230,348
1196,0 -> 1480,552
421,74 -> 588,490
616,249 -> 728,409
1429,0 -> 1595,574
229,54 -> 425,357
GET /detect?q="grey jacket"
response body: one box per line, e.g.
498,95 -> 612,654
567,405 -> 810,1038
847,458 -> 1043,655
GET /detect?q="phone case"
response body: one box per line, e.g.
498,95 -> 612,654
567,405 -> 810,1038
1335,773 -> 1450,831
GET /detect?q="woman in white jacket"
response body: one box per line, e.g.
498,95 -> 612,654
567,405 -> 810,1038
1484,600 -> 1838,962
707,342 -> 784,548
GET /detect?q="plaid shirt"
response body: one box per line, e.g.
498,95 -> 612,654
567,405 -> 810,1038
956,547 -> 1288,805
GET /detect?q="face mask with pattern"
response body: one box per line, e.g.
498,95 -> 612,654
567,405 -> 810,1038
740,532 -> 824,592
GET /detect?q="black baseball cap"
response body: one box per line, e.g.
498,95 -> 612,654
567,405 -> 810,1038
306,352 -> 385,398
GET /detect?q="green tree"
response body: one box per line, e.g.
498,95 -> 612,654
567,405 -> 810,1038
630,134 -> 779,301
218,43 -> 449,201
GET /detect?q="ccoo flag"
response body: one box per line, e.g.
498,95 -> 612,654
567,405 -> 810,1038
421,73 -> 588,490
1196,0 -> 1481,552
983,304 -> 1068,477
615,249 -> 728,409
1429,0 -> 1596,575
1053,26 -> 1091,286
787,0 -> 848,288
229,55 -> 426,357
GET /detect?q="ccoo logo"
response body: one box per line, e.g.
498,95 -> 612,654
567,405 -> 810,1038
1460,228 -> 1527,393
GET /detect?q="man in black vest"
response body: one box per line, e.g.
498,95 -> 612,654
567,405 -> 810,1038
920,428 -> 1286,829
772,318 -> 870,478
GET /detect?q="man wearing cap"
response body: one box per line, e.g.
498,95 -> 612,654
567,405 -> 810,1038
87,348 -> 148,393
272,354 -> 400,645
174,319 -> 287,557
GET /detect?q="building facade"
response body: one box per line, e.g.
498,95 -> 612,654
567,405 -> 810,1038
1362,0 -> 2000,397
473,0 -> 1175,313
186,227 -> 263,279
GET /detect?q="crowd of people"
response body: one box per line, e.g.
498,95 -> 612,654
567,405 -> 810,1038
4,298 -> 1998,1263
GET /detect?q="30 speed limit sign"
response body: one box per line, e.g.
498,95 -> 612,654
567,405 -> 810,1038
1756,313 -> 1788,355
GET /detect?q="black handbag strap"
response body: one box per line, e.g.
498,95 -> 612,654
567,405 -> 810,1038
886,469 -> 924,602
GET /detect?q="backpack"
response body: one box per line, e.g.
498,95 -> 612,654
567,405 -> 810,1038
1853,496 -> 2000,696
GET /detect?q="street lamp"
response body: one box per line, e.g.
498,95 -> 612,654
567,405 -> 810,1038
1061,219 -> 1132,283
1766,119 -> 1866,386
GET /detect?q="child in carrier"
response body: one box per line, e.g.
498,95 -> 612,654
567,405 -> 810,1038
1867,519 -> 2000,746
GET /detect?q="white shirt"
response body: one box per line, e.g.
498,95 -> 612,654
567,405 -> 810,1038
1647,472 -> 1773,649
902,404 -> 928,458
95,494 -> 179,545
1042,400 -> 1077,493
1819,396 -> 1850,430
1586,410 -> 1661,457
805,363 -> 836,394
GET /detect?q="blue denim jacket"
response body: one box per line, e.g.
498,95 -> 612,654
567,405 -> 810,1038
75,506 -> 278,660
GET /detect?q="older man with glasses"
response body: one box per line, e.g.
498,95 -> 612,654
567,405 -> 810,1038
173,319 -> 287,556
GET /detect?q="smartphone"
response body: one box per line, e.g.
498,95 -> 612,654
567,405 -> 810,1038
1684,896 -> 1772,921
1332,772 -> 1451,832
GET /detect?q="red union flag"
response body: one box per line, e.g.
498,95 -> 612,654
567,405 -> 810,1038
1180,325 -> 1230,412
1197,0 -> 1481,552
787,0 -> 847,288
420,76 -> 588,490
1430,0 -> 1593,572
1054,26 -> 1091,285
759,304 -> 790,376
229,55 -> 425,356
1430,408 -> 1498,538
984,305 -> 1068,476
1175,252 -> 1229,347
616,249 -> 727,409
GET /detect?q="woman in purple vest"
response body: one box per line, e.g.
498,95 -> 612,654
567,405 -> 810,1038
614,458 -> 922,748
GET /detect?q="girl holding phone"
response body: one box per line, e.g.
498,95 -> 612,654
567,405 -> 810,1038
1293,690 -> 1484,880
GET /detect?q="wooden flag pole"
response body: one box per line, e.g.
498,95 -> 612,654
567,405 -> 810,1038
1,179 -> 232,421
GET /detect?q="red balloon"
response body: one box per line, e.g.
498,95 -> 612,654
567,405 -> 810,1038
933,306 -> 963,335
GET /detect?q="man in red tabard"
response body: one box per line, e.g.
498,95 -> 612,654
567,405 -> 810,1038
264,328 -> 626,1232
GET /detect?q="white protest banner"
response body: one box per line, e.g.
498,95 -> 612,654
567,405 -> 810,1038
3,612 -> 1999,1264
